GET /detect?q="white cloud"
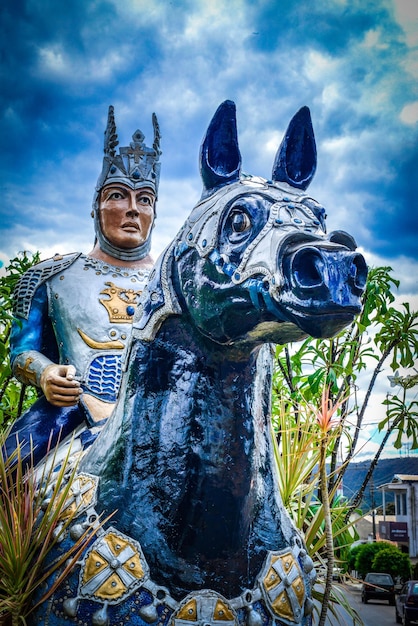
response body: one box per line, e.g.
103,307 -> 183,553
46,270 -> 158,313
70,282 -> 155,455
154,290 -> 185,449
0,252 -> 10,277
361,28 -> 390,50
36,43 -> 127,84
182,0 -> 248,42
363,249 -> 418,300
108,0 -> 167,25
37,46 -> 67,74
393,0 -> 418,47
151,178 -> 200,260
304,50 -> 340,85
400,100 -> 418,124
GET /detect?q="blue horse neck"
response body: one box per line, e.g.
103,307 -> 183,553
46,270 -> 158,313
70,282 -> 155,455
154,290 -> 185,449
81,319 -> 288,597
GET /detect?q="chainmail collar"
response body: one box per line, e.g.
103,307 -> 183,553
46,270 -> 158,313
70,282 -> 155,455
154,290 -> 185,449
95,225 -> 153,261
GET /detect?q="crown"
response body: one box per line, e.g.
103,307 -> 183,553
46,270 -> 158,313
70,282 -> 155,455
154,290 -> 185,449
95,105 -> 161,196
99,281 -> 143,323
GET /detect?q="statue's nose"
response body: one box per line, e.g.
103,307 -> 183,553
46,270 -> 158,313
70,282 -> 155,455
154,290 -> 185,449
126,208 -> 139,218
290,245 -> 367,304
126,194 -> 140,217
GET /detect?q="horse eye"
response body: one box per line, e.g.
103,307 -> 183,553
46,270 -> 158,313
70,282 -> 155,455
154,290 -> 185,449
301,198 -> 327,224
231,211 -> 251,233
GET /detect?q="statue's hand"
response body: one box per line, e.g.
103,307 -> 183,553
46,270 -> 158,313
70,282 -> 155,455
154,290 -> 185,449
40,364 -> 83,407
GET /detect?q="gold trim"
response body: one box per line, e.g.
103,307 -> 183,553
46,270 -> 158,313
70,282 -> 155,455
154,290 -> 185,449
214,599 -> 235,621
77,328 -> 124,350
14,356 -> 37,385
83,550 -> 108,582
271,590 -> 292,620
177,598 -> 197,620
96,572 -> 127,600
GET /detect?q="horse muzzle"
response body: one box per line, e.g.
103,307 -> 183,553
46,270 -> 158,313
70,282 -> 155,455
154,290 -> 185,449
237,229 -> 368,339
269,231 -> 368,337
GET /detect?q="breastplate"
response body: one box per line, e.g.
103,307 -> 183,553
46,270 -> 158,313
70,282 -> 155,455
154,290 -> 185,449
47,255 -> 150,402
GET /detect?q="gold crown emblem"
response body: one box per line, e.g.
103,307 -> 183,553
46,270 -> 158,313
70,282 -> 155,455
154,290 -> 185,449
99,281 -> 142,323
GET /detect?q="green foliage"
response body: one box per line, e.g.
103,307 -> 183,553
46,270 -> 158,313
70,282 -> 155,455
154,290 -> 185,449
0,252 -> 40,430
347,544 -> 363,573
273,266 -> 418,518
0,429 -> 104,624
375,302 -> 418,371
372,547 -> 412,581
273,389 -> 362,626
273,394 -> 358,559
273,266 -> 417,625
354,541 -> 392,578
379,373 -> 418,450
351,541 -> 411,581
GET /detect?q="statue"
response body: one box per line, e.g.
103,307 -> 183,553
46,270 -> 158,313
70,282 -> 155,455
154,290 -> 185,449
4,106 -> 161,467
29,101 -> 368,625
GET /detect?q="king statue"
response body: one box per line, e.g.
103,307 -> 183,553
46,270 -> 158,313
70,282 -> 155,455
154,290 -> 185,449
4,106 -> 161,467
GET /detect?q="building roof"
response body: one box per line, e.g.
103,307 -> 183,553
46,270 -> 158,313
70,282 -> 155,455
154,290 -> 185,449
378,474 -> 418,490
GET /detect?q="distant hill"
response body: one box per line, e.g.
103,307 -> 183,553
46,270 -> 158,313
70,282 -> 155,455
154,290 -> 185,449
341,456 -> 418,511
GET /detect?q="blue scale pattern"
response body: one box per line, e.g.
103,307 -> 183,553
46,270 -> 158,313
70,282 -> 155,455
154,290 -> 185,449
86,354 -> 122,402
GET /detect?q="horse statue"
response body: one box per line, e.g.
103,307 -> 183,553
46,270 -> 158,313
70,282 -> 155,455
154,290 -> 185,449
31,101 -> 367,626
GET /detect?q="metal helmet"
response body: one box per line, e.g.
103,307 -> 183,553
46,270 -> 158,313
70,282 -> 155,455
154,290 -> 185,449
92,105 -> 161,261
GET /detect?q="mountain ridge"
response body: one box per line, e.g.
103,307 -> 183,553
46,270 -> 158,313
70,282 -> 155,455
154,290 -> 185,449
341,456 -> 418,510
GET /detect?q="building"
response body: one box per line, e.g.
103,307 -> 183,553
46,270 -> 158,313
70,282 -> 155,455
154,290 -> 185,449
351,512 -> 397,543
378,474 -> 418,559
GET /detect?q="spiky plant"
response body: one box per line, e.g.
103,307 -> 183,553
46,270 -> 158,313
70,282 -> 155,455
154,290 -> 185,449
272,390 -> 363,626
0,431 -> 101,625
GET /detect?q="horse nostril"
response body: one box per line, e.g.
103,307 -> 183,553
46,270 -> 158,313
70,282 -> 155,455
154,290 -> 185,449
292,247 -> 325,288
350,253 -> 368,291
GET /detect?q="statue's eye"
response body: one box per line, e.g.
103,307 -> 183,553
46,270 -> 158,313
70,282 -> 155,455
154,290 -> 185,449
301,198 -> 327,227
230,210 -> 251,234
223,204 -> 254,246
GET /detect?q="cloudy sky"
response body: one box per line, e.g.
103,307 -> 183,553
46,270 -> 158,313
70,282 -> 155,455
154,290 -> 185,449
1,0 -> 417,460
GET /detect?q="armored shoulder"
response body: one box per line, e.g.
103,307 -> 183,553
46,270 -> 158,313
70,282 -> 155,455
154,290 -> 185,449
13,252 -> 82,319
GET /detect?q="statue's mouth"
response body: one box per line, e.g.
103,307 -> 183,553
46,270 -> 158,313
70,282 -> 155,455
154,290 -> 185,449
282,305 -> 361,339
122,221 -> 140,231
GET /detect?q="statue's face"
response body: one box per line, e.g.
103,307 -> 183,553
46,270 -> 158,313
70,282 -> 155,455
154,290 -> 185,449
99,183 -> 156,249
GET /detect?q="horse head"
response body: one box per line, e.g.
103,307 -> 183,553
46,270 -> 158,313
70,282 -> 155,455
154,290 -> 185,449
135,100 -> 367,348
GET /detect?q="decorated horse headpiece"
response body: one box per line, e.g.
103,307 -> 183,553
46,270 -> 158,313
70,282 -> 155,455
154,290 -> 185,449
135,101 -> 357,341
92,105 -> 162,261
180,101 -> 332,272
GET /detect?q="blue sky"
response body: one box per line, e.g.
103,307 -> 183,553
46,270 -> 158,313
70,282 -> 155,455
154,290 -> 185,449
0,0 -> 417,459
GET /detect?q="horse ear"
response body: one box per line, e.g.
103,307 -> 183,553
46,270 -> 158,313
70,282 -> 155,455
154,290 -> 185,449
272,106 -> 317,190
200,100 -> 242,194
